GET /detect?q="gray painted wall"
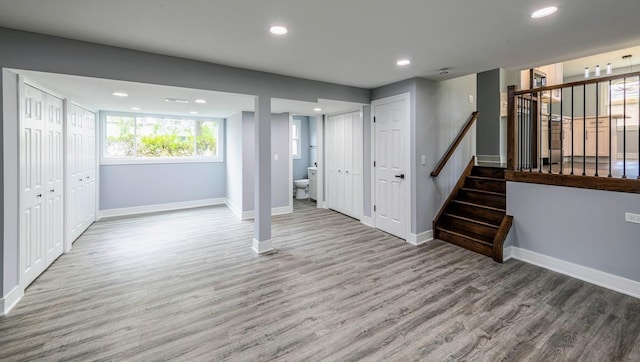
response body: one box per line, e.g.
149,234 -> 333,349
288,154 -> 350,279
2,70 -> 19,296
100,162 -> 226,210
293,116 -> 310,181
240,112 -> 290,211
0,27 -> 371,300
226,113 -> 244,212
477,68 -> 501,157
507,182 -> 640,282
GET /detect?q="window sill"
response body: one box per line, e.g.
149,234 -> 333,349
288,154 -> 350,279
101,157 -> 223,166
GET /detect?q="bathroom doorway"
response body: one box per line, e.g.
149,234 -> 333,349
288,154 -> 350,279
292,115 -> 318,211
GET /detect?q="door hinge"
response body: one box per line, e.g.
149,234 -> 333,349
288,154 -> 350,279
374,205 -> 376,212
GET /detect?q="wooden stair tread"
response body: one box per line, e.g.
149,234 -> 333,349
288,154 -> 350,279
436,226 -> 494,247
450,199 -> 506,213
436,225 -> 493,247
460,188 -> 505,197
467,175 -> 505,182
443,213 -> 500,229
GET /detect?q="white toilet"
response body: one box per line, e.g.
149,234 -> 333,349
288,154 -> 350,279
294,179 -> 309,199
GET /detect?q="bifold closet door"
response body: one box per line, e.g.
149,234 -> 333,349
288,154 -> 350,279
325,110 -> 363,220
20,84 -> 64,288
67,104 -> 97,243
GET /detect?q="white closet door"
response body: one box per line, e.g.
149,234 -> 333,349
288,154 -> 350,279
20,84 -> 47,287
44,94 -> 64,265
83,110 -> 96,225
325,110 -> 363,220
68,106 -> 85,241
351,111 -> 363,218
335,115 -> 346,211
326,117 -> 337,207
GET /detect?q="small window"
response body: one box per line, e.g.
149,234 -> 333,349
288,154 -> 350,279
102,112 -> 223,163
292,118 -> 301,160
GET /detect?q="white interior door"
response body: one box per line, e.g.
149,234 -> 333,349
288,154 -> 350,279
335,115 -> 345,211
343,113 -> 354,215
44,94 -> 64,265
373,95 -> 409,239
20,84 -> 46,287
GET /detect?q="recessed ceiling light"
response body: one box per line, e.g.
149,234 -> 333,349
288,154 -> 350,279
131,107 -> 141,111
531,6 -> 558,19
112,92 -> 128,97
269,25 -> 288,35
165,98 -> 189,104
313,108 -> 322,112
190,111 -> 198,114
396,59 -> 411,66
194,99 -> 207,104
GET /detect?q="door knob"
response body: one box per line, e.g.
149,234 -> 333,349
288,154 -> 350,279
79,178 -> 83,182
50,189 -> 55,193
36,194 -> 42,198
346,170 -> 349,174
394,174 -> 405,179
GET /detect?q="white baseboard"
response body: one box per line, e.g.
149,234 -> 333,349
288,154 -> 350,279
1,286 -> 24,316
407,230 -> 434,246
360,216 -> 374,227
238,205 -> 293,220
225,199 -> 243,220
477,155 -> 502,164
253,238 -> 274,254
98,198 -> 227,219
505,246 -> 640,299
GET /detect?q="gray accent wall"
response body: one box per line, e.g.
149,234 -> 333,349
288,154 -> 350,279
293,116 -> 310,181
507,182 -> 640,282
477,68 -> 501,158
100,162 -> 226,210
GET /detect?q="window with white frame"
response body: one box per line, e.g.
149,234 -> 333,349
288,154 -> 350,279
609,80 -> 639,128
102,112 -> 224,163
292,118 -> 301,159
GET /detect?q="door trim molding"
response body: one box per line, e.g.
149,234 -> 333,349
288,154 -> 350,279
0,285 -> 24,317
370,92 -> 412,240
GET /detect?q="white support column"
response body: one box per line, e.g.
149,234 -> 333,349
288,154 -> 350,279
252,95 -> 273,254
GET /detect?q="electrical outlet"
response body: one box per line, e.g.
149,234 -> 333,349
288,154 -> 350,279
274,153 -> 278,161
468,95 -> 474,104
421,155 -> 426,166
625,213 -> 640,224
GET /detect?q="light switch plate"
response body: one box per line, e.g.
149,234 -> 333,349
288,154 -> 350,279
625,212 -> 640,224
274,153 -> 278,161
421,155 -> 426,165
468,95 -> 474,104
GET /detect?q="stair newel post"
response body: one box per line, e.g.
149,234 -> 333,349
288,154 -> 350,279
507,85 -> 517,171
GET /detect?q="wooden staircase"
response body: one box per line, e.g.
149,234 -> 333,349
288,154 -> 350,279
434,158 -> 513,262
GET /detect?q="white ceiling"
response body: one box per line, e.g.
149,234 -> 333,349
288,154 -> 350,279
1,1 -> 639,88
14,69 -> 364,117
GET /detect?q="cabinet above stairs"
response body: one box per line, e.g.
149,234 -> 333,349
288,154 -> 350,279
434,158 -> 513,262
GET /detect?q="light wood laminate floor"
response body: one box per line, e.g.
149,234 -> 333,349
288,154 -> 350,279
1,200 -> 639,361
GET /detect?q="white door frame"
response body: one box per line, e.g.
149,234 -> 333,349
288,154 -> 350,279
288,113 -> 293,211
315,115 -> 325,208
370,92 -> 412,241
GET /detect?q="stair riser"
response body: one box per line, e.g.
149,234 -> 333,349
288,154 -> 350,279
436,229 -> 493,257
446,202 -> 504,225
471,167 -> 505,179
464,178 -> 506,193
438,216 -> 497,240
457,190 -> 506,210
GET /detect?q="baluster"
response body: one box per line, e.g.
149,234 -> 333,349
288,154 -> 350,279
583,84 -> 587,176
559,87 -> 563,174
623,77 -> 627,179
638,76 -> 640,180
548,89 -> 552,174
571,86 -> 575,175
609,80 -> 612,178
539,90 -> 543,173
595,82 -> 599,177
